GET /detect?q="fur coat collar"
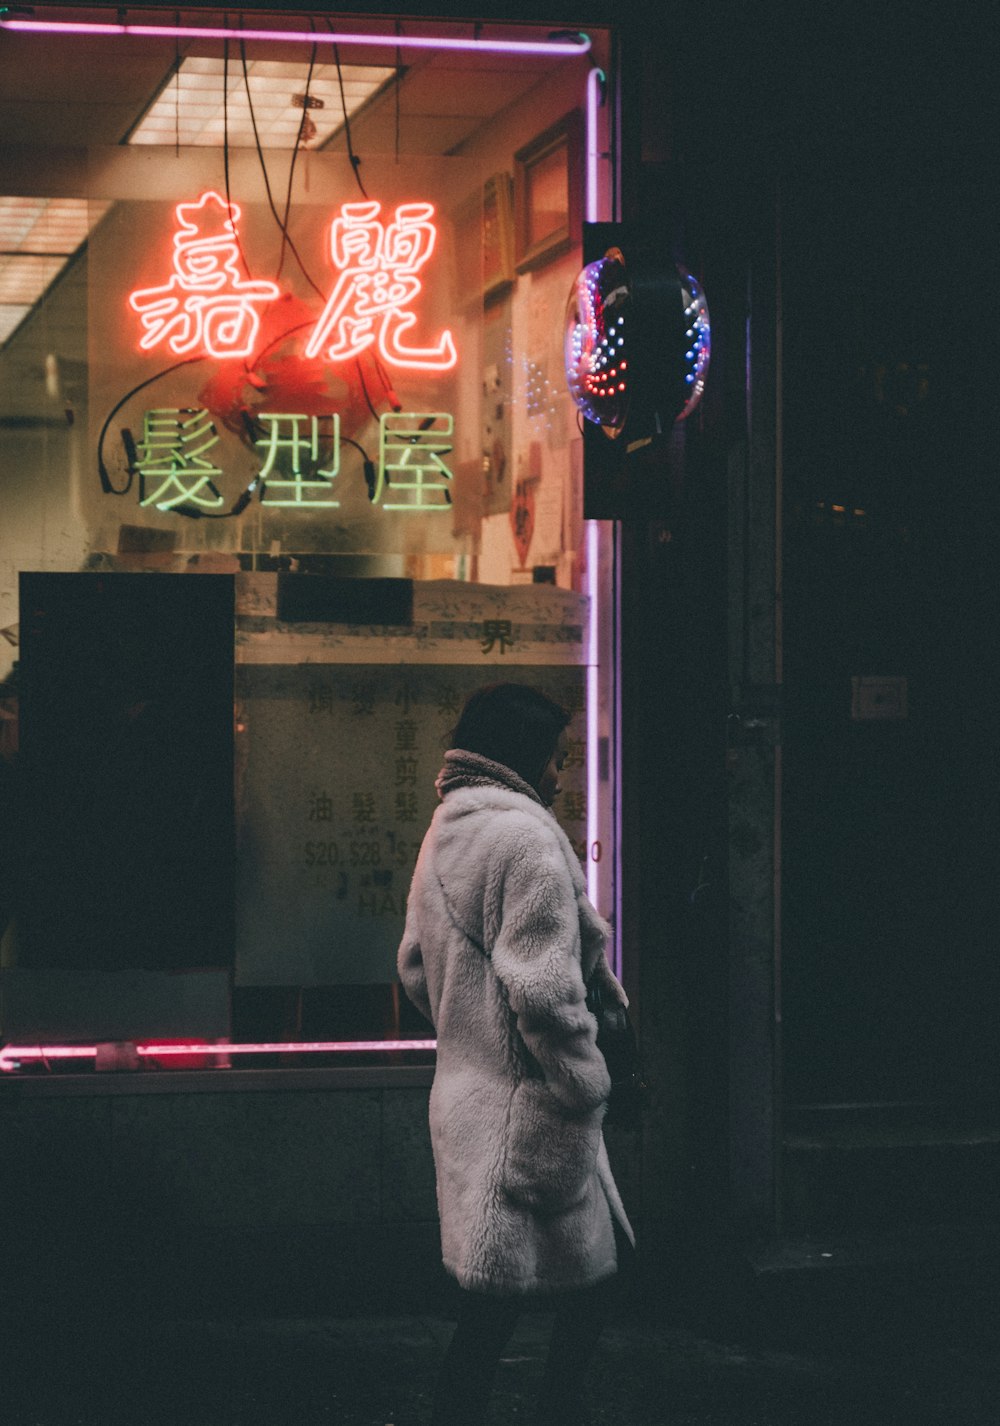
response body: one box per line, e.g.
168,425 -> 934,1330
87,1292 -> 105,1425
434,748 -> 547,807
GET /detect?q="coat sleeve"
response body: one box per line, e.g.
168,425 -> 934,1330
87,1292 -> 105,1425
590,950 -> 629,1007
488,823 -> 611,1115
397,908 -> 434,1028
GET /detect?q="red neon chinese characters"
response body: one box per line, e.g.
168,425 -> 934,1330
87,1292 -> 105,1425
305,200 -> 457,371
129,191 -> 280,359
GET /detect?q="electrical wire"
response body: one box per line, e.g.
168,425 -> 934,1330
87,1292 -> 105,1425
239,33 -> 326,301
329,34 -> 368,197
394,22 -> 402,165
223,38 -> 254,281
96,356 -> 204,495
238,33 -> 280,219
341,434 -> 378,502
355,360 -> 380,420
372,353 -> 402,411
173,25 -> 180,157
276,29 -> 318,283
235,22 -> 390,421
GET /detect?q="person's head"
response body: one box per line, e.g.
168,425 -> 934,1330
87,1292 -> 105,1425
451,683 -> 571,805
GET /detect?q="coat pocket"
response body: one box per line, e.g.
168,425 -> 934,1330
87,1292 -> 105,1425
501,1079 -> 603,1213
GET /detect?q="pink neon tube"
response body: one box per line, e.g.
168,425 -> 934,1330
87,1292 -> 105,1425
0,17 -> 591,57
585,518 -> 601,909
0,1039 -> 437,1071
583,68 -> 606,914
586,67 -> 606,224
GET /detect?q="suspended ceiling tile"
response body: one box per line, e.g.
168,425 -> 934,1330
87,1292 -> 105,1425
0,305 -> 31,345
0,198 -> 108,349
0,255 -> 70,306
126,56 -> 395,148
0,258 -> 88,377
0,197 -> 107,252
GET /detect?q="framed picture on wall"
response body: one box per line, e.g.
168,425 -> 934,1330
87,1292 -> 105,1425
452,173 -> 516,306
482,171 -> 515,303
514,112 -> 582,274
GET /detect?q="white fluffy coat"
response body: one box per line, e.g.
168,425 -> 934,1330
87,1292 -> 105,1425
397,779 -> 635,1296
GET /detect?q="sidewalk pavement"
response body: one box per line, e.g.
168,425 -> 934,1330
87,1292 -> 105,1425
5,1285 -> 999,1426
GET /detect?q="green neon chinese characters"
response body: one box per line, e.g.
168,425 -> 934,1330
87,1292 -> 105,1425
135,407 -> 454,514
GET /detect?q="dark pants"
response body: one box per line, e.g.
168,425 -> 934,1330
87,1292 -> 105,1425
430,1222 -> 633,1426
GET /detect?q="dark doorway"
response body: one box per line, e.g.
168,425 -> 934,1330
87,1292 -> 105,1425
780,131 -> 998,1108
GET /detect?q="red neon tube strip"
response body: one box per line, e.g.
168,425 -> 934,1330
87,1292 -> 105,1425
0,1039 -> 437,1071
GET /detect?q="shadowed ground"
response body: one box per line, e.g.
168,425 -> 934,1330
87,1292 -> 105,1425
5,1277 -> 998,1426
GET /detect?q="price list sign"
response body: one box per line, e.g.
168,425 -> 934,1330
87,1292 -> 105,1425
235,663 -> 586,985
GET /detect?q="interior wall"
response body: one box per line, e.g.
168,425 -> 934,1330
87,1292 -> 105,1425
351,54 -> 596,588
0,256 -> 91,683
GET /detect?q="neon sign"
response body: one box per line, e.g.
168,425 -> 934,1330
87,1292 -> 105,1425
136,408 -> 226,511
128,192 -> 456,370
254,414 -> 341,507
129,192 -> 281,359
134,407 -> 452,513
305,201 -> 456,372
377,413 -> 454,510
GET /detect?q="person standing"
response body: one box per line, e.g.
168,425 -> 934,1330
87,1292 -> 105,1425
397,683 -> 634,1426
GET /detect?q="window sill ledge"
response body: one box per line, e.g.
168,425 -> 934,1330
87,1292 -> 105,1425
0,1061 -> 435,1096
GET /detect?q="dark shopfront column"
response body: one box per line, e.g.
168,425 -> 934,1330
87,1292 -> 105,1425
610,242 -> 761,1294
612,20 -> 785,1288
654,32 -> 786,1251
724,178 -> 783,1242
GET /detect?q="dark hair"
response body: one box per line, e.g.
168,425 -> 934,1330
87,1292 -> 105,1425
451,683 -> 571,791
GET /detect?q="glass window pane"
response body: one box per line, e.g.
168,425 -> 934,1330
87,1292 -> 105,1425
0,13 -> 617,1067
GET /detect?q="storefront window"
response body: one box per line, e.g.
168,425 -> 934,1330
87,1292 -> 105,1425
0,7 -> 618,1070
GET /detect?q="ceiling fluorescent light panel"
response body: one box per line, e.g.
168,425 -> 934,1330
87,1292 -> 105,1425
128,56 -> 396,148
0,198 -> 111,347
